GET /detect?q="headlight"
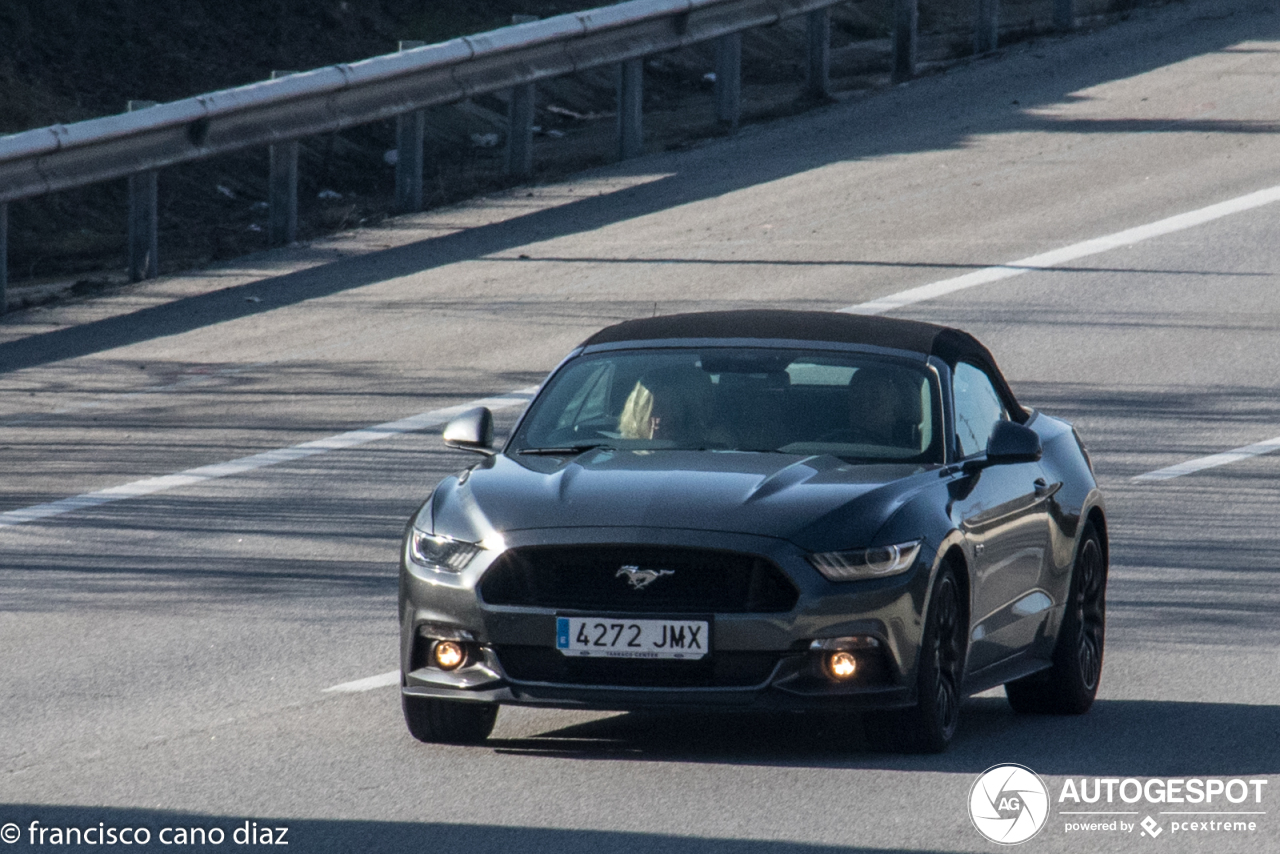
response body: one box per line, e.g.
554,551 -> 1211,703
408,530 -> 482,572
809,540 -> 922,581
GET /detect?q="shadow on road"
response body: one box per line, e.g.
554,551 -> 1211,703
487,697 -> 1280,776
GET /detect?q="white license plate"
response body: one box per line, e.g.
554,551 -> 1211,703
556,617 -> 709,660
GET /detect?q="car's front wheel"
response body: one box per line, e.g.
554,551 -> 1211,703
865,563 -> 965,753
1005,521 -> 1106,715
402,694 -> 498,744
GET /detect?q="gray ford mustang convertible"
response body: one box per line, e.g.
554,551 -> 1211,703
398,310 -> 1107,752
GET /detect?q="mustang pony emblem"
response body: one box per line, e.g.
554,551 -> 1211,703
616,565 -> 675,590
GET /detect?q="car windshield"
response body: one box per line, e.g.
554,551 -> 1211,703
511,347 -> 943,463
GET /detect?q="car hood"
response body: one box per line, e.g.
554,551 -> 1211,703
429,449 -> 937,551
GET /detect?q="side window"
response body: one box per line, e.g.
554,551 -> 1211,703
953,362 -> 1007,458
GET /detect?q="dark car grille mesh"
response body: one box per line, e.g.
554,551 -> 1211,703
478,545 -> 798,614
495,646 -> 783,688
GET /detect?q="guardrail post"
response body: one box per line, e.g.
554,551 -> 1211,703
507,83 -> 536,177
805,9 -> 830,98
127,100 -> 159,283
0,202 -> 8,315
714,32 -> 742,128
975,0 -> 999,54
892,0 -> 918,82
507,17 -> 538,178
268,71 -> 299,246
395,43 -> 427,212
1054,0 -> 1075,31
616,58 -> 644,160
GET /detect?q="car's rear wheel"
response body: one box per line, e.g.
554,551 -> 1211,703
1006,521 -> 1106,715
402,694 -> 498,744
865,564 -> 965,753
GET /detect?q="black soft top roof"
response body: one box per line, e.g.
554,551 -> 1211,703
581,310 -> 1026,418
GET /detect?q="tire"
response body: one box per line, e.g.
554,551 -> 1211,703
402,693 -> 498,744
865,564 -> 966,753
1006,522 -> 1106,715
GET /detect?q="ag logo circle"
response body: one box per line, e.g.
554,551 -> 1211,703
969,764 -> 1050,845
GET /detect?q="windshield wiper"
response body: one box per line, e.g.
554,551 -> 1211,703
516,444 -> 612,456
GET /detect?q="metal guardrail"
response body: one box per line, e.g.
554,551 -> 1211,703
0,0 -> 1074,309
0,0 -> 873,309
0,0 -> 842,204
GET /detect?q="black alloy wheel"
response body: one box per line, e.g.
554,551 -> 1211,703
403,693 -> 499,744
865,564 -> 966,753
1006,522 -> 1106,714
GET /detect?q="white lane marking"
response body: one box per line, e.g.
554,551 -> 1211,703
841,184 -> 1280,315
11,183 -> 1280,532
0,387 -> 538,529
323,670 -> 400,693
1132,435 -> 1280,482
840,180 -> 1280,483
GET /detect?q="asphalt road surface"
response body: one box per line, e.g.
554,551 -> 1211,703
2,1 -> 1278,851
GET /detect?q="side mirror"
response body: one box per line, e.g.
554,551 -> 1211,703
985,420 -> 1042,464
442,407 -> 495,455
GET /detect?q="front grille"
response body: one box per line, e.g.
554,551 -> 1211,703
478,545 -> 799,613
495,646 -> 783,688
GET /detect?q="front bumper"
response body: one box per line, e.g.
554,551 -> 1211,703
402,637 -> 915,712
399,527 -> 932,713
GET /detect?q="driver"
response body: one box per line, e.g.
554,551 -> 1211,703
617,366 -> 711,443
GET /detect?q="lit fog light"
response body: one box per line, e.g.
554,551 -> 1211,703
433,641 -> 466,670
827,651 -> 858,681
